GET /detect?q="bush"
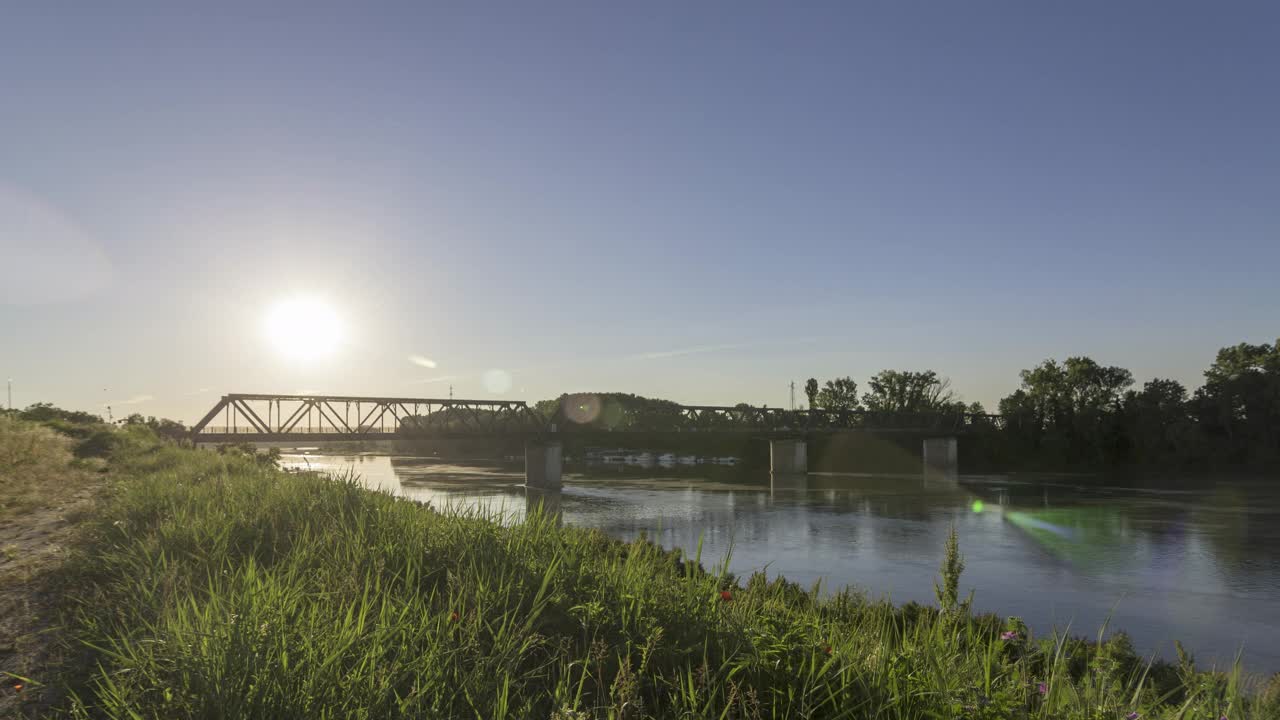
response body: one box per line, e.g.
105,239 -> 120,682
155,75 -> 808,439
72,429 -> 119,459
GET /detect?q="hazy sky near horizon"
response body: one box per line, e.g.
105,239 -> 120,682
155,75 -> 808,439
2,2 -> 1278,422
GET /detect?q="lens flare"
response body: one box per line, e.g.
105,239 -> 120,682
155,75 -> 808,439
563,393 -> 602,424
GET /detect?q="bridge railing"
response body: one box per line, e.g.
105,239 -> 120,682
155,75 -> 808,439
194,426 -> 398,435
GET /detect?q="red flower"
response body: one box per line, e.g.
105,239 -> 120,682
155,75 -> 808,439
823,645 -> 832,655
719,590 -> 733,602
449,611 -> 459,622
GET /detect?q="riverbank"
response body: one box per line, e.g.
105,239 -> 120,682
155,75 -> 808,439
0,416 -> 108,717
4,421 -> 1279,718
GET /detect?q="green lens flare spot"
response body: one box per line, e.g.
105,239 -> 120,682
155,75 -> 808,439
971,500 -> 985,513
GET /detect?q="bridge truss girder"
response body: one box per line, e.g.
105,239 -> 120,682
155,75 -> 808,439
190,394 -> 547,439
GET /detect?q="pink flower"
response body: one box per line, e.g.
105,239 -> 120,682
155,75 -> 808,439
1126,713 -> 1140,720
1037,682 -> 1047,695
1001,630 -> 1019,641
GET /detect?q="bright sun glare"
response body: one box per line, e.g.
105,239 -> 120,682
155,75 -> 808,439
264,296 -> 344,362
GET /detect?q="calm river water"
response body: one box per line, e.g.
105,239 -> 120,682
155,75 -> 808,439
281,453 -> 1280,673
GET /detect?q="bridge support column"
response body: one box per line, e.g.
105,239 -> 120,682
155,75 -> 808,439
525,439 -> 563,490
770,438 -> 807,490
923,437 -> 958,479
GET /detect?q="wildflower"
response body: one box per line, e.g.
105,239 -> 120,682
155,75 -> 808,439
823,645 -> 832,655
1126,713 -> 1140,720
1000,630 -> 1019,641
719,590 -> 732,602
449,611 -> 459,622
1037,682 -> 1047,695
12,683 -> 22,692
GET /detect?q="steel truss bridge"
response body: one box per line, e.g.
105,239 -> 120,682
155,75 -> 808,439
190,393 -> 1003,443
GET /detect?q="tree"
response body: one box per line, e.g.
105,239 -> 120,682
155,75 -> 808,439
815,377 -> 860,412
123,413 -> 189,442
1123,378 -> 1194,464
18,402 -> 103,425
1192,339 -> 1280,462
998,356 -> 1134,466
804,378 -> 819,409
862,370 -> 956,414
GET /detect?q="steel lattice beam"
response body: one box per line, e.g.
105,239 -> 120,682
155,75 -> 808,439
190,393 -> 1005,441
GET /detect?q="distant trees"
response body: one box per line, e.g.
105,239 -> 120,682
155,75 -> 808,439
18,402 -> 103,425
804,379 -> 819,409
1189,340 -> 1280,464
862,370 -> 956,414
995,357 -> 1135,465
122,413 -> 189,442
814,377 -> 860,412
990,341 -> 1280,468
540,392 -> 685,432
1120,378 -> 1196,464
798,340 -> 1280,469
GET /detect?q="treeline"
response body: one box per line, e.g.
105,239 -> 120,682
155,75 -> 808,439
992,340 -> 1280,469
3,402 -> 189,444
536,338 -> 1279,470
800,339 -> 1280,470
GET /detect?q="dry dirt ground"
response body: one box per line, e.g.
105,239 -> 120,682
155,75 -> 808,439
0,480 -> 101,718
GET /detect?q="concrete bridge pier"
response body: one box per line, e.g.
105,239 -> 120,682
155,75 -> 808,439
770,438 -> 808,490
922,437 -> 959,479
525,439 -> 563,490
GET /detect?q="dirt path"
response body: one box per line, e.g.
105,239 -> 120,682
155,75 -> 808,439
0,483 -> 100,718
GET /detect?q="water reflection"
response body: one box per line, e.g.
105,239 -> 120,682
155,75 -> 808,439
279,453 -> 1280,673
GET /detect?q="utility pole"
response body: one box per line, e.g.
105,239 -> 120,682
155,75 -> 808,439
789,381 -> 795,411
449,384 -> 453,400
6,378 -> 11,410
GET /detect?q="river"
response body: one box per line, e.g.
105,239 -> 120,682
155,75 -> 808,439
281,452 -> 1280,673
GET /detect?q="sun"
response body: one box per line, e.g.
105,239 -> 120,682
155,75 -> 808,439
264,296 -> 344,362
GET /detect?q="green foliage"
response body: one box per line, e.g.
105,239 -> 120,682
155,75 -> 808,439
72,429 -> 119,458
45,434 -> 1268,718
815,376 -> 861,412
18,402 -> 103,425
541,392 -> 688,431
215,441 -> 282,468
122,412 -> 189,442
988,339 -> 1280,469
935,524 -> 966,618
862,369 -> 956,413
804,378 -> 819,409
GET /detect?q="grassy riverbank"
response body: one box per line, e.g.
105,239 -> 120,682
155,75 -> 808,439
5,421 -> 1278,718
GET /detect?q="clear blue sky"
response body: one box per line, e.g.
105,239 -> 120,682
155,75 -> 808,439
2,1 -> 1277,422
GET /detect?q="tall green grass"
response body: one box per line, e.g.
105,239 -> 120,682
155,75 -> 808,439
51,433 -> 1280,718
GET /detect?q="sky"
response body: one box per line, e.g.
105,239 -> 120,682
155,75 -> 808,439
2,1 -> 1278,423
